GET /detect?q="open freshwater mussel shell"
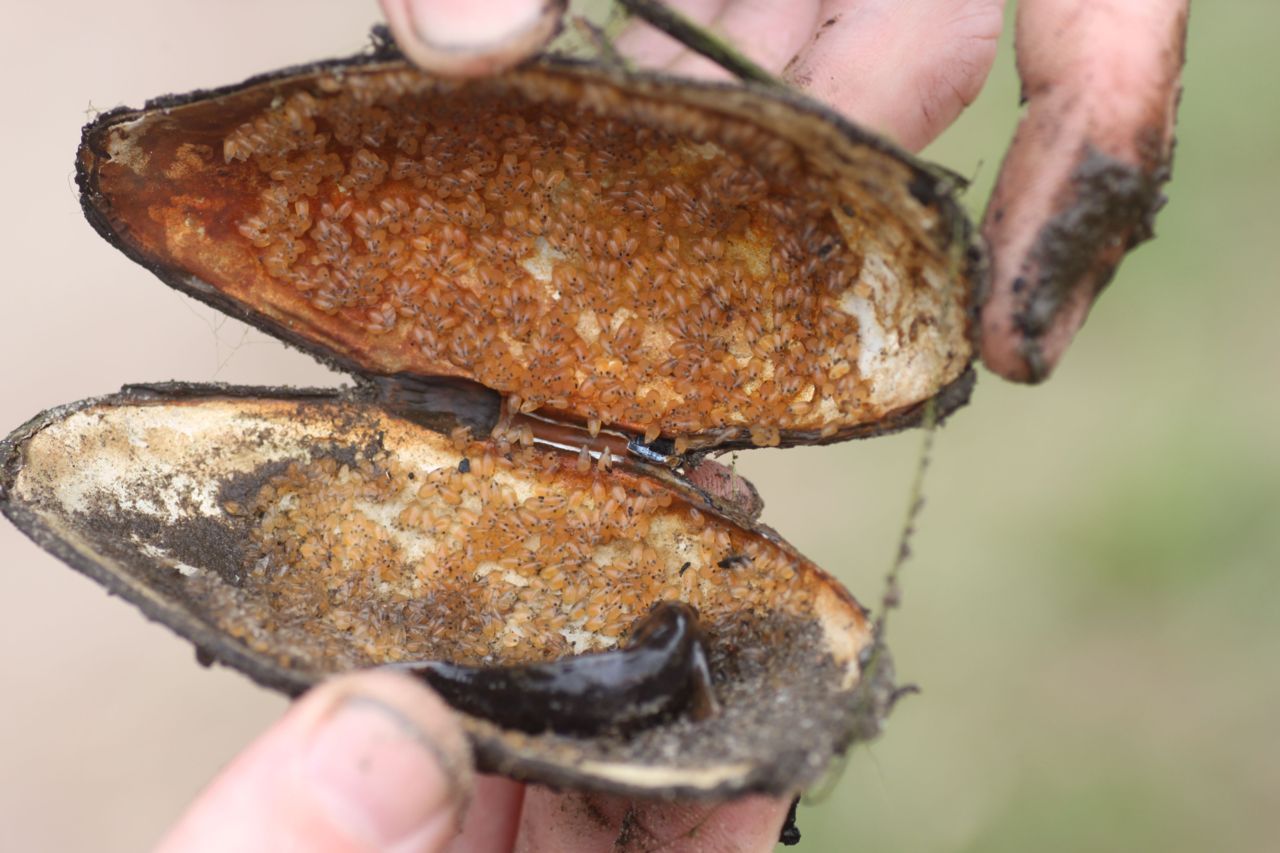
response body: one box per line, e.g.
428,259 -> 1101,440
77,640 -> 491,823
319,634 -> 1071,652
0,384 -> 880,797
1,42 -> 981,797
77,47 -> 980,451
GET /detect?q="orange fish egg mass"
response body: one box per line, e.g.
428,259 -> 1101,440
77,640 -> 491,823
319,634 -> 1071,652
223,72 -> 884,442
227,439 -> 810,672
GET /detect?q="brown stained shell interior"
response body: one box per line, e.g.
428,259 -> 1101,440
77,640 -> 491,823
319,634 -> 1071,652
79,56 -> 978,448
0,386 -> 875,797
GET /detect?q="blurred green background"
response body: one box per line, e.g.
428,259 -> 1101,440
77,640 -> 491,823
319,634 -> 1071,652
747,4 -> 1280,851
0,2 -> 1276,851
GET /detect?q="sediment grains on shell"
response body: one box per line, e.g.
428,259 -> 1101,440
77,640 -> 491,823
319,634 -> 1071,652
225,439 -> 814,671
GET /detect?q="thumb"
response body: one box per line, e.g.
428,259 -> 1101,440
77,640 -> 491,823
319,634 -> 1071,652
379,0 -> 566,76
157,671 -> 473,853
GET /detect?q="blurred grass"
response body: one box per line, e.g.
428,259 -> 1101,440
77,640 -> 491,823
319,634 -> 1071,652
729,3 -> 1280,850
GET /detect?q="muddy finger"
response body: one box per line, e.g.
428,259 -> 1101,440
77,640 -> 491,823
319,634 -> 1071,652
980,0 -> 1188,382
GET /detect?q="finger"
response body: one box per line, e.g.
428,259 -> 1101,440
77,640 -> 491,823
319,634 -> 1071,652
614,0 -> 730,68
380,0 -> 566,76
445,775 -> 525,853
514,787 -> 791,852
157,671 -> 473,853
979,0 -> 1187,382
664,0 -> 823,80
784,0 -> 1006,151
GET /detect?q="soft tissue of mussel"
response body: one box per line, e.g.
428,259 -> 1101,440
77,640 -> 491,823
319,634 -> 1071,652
398,602 -> 719,736
2,38 -> 982,798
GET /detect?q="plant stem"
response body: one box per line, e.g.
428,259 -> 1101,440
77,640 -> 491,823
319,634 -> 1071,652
571,16 -> 629,70
877,397 -> 937,638
614,0 -> 784,87
843,398 -> 937,740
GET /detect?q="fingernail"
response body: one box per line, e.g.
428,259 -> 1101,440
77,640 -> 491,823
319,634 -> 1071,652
406,0 -> 550,50
303,696 -> 465,848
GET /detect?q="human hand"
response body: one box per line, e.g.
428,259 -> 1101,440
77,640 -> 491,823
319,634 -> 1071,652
156,670 -> 791,852
378,0 -> 1187,383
